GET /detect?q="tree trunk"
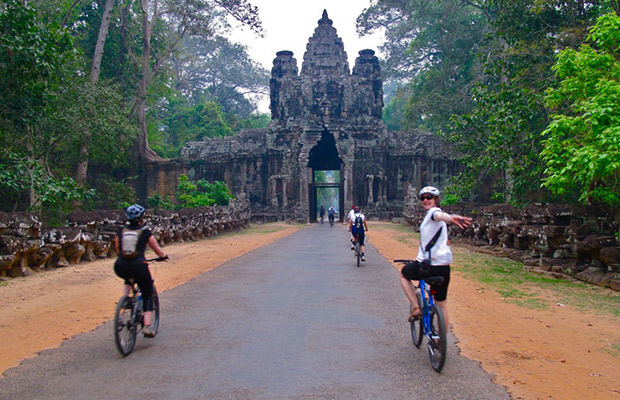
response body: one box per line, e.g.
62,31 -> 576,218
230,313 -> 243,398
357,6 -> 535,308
76,0 -> 116,187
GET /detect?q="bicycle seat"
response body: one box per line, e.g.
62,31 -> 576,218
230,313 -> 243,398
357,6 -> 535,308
426,276 -> 445,285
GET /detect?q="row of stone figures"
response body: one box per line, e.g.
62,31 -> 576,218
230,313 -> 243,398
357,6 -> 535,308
403,194 -> 620,291
0,196 -> 251,278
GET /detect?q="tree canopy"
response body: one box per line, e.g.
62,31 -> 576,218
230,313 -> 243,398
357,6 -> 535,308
0,0 -> 268,214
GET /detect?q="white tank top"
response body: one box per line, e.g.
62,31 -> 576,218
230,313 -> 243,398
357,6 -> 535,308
416,207 -> 453,266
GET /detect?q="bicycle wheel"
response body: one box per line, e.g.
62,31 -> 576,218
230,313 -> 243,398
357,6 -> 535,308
428,305 -> 447,372
356,242 -> 361,267
151,286 -> 160,336
410,291 -> 423,348
114,296 -> 137,356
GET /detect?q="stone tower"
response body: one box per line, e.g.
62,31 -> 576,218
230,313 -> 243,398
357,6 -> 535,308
177,10 -> 459,222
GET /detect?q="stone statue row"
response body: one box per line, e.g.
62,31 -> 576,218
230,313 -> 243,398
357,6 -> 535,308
403,190 -> 620,291
0,196 -> 251,278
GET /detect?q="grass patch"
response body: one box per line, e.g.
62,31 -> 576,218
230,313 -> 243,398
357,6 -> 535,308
604,341 -> 620,357
377,222 -> 620,318
456,250 -> 620,317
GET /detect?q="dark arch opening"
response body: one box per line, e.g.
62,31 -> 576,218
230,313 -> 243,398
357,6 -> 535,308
308,130 -> 342,171
308,130 -> 344,222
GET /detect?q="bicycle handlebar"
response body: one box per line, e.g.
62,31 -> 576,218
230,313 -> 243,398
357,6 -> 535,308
394,259 -> 414,263
146,256 -> 169,262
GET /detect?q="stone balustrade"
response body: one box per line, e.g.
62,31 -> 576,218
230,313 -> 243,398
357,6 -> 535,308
403,199 -> 620,291
0,196 -> 250,278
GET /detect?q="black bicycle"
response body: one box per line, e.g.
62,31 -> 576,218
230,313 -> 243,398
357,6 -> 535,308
395,259 -> 447,372
328,214 -> 334,227
353,234 -> 362,267
114,257 -> 166,356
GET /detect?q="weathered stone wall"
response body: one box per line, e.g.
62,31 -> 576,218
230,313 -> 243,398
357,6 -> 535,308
0,196 -> 250,279
403,191 -> 620,290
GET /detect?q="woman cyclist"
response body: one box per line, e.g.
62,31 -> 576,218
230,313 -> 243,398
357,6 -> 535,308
114,205 -> 168,337
399,186 -> 471,332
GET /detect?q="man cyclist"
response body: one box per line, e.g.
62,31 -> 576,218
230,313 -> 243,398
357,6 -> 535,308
113,204 -> 168,337
327,205 -> 336,225
348,206 -> 369,261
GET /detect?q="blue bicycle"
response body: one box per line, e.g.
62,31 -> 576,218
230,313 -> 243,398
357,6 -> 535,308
395,259 -> 447,372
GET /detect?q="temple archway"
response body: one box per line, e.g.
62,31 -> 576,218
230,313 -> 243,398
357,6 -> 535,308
308,130 -> 344,222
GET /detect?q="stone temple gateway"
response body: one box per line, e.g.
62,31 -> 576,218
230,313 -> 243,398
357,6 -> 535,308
177,10 -> 459,221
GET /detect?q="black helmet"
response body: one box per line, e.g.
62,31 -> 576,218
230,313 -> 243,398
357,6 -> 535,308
125,204 -> 145,222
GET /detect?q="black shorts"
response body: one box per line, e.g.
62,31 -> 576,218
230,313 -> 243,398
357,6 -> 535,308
114,258 -> 154,311
401,261 -> 450,302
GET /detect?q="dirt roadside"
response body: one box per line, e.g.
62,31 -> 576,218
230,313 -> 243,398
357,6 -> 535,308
1,222 -> 619,400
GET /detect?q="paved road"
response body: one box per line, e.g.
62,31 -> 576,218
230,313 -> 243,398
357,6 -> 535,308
0,224 -> 509,400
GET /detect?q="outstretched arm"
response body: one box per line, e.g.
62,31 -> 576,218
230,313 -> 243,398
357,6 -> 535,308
434,211 -> 472,229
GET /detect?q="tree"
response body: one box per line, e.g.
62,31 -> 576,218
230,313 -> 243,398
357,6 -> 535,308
541,12 -> 620,209
357,0 -> 488,133
149,98 -> 233,158
171,35 -> 269,117
440,0 -> 607,204
0,0 -> 77,210
131,0 -> 262,165
75,0 -> 118,186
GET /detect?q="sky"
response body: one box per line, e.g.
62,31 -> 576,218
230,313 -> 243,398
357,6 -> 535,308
227,0 -> 384,112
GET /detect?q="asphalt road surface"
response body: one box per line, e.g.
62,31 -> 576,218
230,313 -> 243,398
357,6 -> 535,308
0,224 -> 510,400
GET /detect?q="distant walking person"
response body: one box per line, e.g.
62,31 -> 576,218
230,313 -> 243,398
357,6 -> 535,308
319,205 -> 326,223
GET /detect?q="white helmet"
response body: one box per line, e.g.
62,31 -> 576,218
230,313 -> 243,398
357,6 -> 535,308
418,186 -> 441,198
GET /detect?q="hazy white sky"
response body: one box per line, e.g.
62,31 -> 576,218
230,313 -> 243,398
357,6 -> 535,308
228,0 -> 384,111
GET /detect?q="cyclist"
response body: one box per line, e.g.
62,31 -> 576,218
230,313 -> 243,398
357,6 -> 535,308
327,205 -> 335,225
113,204 -> 168,338
319,205 -> 325,223
348,205 -> 369,261
399,186 -> 471,331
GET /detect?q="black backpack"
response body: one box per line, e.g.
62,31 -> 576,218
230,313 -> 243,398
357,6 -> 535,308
354,215 -> 363,230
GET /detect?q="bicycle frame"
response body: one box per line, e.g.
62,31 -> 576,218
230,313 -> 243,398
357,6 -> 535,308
418,279 -> 433,336
394,259 -> 447,372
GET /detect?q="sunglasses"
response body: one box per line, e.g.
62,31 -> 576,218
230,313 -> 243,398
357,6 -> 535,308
419,195 -> 435,201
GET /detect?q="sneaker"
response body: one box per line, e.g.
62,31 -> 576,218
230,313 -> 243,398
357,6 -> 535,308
351,244 -> 355,250
143,325 -> 155,338
361,254 -> 366,261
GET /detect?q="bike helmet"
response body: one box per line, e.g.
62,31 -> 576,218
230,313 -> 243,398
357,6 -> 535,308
125,204 -> 145,222
418,186 -> 441,198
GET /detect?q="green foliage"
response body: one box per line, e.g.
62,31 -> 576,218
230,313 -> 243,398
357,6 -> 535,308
176,174 -> 234,208
147,193 -> 175,210
86,176 -> 138,210
0,0 -> 75,129
541,12 -> 620,210
0,150 -> 94,212
441,193 -> 459,206
148,98 -> 234,158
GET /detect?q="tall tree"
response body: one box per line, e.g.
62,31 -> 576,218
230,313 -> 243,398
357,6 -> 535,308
541,12 -> 620,209
75,0 -> 117,186
132,0 -> 262,164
